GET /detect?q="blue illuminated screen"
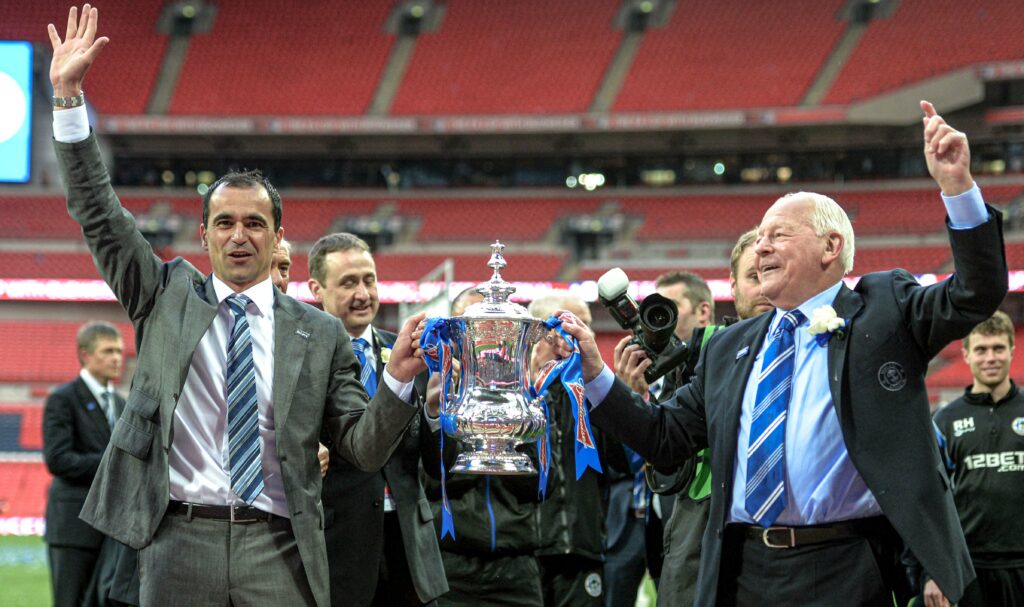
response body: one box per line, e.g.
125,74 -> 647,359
0,41 -> 33,184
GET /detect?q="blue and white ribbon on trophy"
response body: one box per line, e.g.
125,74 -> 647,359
531,313 -> 603,484
420,317 -> 457,540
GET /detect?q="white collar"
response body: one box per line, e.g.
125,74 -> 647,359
211,274 -> 275,316
79,368 -> 113,402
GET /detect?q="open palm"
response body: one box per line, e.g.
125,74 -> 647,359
47,4 -> 108,94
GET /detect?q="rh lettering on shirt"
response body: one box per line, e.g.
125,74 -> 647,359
952,417 -> 975,437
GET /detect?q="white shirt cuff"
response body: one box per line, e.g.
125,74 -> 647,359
422,405 -> 442,432
584,365 -> 615,408
942,183 -> 987,229
53,105 -> 90,143
382,369 -> 415,404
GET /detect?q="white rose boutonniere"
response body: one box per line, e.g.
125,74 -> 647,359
807,305 -> 846,346
380,347 -> 391,364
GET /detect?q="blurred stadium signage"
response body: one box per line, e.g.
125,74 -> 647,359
1,273 -> 1022,303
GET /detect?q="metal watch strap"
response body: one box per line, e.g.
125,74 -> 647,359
53,91 -> 85,108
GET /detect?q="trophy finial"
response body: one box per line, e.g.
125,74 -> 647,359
488,241 -> 507,275
478,240 -> 515,304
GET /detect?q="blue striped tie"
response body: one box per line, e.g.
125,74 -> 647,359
351,338 -> 377,398
225,294 -> 264,504
745,309 -> 804,527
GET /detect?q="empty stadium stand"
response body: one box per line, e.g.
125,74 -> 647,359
169,0 -> 395,115
0,321 -> 135,385
391,0 -> 621,115
614,0 -> 848,111
0,0 -> 167,115
0,462 -> 50,519
825,0 -> 1024,104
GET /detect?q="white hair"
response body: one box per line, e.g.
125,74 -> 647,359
779,191 -> 855,274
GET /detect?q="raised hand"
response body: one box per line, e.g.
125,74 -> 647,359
47,4 -> 108,97
921,100 -> 972,196
386,312 -> 428,383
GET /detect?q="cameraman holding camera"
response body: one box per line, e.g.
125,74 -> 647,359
601,272 -> 713,607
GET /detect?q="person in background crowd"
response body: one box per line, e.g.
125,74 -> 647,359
926,311 -> 1024,607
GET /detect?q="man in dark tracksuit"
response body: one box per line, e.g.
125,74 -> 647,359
929,311 -> 1024,606
426,454 -> 544,606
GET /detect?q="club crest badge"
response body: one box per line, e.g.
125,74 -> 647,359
877,361 -> 906,392
1012,417 -> 1024,437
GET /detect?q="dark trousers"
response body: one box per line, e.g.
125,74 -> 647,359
717,520 -> 903,607
438,551 -> 542,607
539,554 -> 604,607
658,497 -> 709,607
959,565 -> 1024,607
48,543 -> 104,607
370,512 -> 430,607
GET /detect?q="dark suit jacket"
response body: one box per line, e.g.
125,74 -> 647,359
43,377 -> 124,549
322,328 -> 447,606
591,210 -> 1007,605
57,134 -> 419,607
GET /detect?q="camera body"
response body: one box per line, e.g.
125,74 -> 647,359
597,268 -> 690,384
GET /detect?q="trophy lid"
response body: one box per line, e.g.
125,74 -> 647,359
461,241 -> 537,321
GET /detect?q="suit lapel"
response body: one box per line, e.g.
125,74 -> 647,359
177,275 -> 221,389
372,328 -> 395,378
717,313 -> 774,488
827,285 -> 864,424
272,292 -> 310,431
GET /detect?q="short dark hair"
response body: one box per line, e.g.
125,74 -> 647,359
308,232 -> 371,284
655,271 -> 713,311
730,227 -> 759,278
202,169 -> 282,231
964,310 -> 1014,349
77,321 -> 121,361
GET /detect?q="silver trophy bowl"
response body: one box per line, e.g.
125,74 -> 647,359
443,242 -> 547,475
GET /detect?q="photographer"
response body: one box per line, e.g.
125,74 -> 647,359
601,272 -> 712,606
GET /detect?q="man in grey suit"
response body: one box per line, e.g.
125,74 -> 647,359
48,7 -> 428,606
43,321 -> 125,607
559,101 -> 1007,605
308,233 -> 447,606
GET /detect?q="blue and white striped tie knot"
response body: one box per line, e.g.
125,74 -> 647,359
351,337 -> 378,398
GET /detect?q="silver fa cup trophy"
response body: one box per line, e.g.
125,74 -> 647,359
443,242 -> 548,475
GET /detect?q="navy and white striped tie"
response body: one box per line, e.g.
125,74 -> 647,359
351,338 -> 378,398
225,294 -> 264,504
745,309 -> 804,527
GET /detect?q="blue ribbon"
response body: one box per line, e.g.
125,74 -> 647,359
421,318 -> 456,540
535,314 -> 602,480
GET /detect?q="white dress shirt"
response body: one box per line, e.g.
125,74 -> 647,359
80,368 -> 116,427
168,276 -> 290,516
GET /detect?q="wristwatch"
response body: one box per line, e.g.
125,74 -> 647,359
53,91 -> 85,108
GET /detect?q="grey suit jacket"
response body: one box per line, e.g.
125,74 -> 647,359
591,209 -> 1007,605
322,328 -> 447,605
56,134 -> 418,607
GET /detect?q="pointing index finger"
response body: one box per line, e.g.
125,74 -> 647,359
920,100 -> 937,119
